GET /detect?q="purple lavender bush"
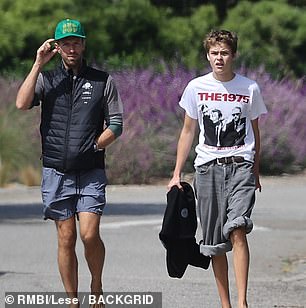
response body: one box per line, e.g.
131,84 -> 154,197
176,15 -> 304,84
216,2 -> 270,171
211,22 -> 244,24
105,66 -> 306,183
240,67 -> 306,174
106,67 -> 195,184
1,67 -> 305,185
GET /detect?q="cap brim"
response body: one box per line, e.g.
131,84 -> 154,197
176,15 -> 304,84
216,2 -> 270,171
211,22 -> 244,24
55,33 -> 86,40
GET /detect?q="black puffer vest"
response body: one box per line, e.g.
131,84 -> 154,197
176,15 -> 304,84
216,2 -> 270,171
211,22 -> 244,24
40,62 -> 108,172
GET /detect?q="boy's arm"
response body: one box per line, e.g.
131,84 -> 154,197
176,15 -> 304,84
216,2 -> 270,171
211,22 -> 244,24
251,118 -> 262,191
167,113 -> 197,190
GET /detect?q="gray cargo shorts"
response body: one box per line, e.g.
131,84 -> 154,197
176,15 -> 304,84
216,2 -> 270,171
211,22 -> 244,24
41,167 -> 107,221
194,160 -> 256,256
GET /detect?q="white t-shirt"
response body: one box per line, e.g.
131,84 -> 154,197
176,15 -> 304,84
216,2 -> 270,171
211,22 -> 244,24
179,72 -> 267,166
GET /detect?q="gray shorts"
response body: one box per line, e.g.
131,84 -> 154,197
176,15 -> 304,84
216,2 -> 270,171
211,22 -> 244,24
41,167 -> 107,221
194,160 -> 256,256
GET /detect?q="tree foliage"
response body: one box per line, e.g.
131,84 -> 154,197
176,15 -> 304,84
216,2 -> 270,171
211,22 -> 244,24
158,5 -> 219,68
0,0 -> 73,74
222,1 -> 306,78
0,0 -> 305,78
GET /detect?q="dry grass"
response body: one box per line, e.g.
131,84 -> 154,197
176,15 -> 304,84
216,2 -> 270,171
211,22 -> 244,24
18,165 -> 41,186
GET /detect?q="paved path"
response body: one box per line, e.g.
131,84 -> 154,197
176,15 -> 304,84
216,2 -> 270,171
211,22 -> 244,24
0,175 -> 306,307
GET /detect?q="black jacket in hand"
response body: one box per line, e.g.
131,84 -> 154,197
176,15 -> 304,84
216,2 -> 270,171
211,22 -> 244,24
159,182 -> 210,278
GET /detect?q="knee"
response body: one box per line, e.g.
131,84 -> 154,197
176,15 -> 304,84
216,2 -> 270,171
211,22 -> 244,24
80,230 -> 101,247
230,228 -> 247,247
58,229 -> 77,250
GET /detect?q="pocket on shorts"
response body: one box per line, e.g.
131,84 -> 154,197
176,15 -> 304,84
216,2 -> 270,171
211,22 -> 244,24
91,168 -> 107,188
81,168 -> 107,196
195,163 -> 212,175
41,167 -> 63,205
235,161 -> 256,185
41,167 -> 55,193
236,161 -> 254,173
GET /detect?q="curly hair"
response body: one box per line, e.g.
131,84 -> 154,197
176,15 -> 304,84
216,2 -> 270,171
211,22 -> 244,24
203,29 -> 238,55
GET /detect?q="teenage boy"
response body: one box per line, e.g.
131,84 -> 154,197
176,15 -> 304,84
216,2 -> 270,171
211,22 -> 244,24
168,29 -> 267,308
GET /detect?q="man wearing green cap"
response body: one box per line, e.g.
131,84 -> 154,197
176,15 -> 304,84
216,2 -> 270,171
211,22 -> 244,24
16,19 -> 123,307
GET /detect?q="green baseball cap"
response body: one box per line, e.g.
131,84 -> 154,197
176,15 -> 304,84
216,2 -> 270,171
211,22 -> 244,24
54,19 -> 86,40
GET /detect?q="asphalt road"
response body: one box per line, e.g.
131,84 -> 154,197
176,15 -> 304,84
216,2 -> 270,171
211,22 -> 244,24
0,175 -> 306,307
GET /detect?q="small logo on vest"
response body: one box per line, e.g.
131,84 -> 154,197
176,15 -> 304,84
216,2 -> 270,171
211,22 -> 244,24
82,82 -> 93,90
82,82 -> 93,104
181,208 -> 188,218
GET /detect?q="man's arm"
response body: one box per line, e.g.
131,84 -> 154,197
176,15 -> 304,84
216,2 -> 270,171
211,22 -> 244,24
16,39 -> 57,110
95,113 -> 123,149
94,75 -> 123,150
251,118 -> 262,191
167,113 -> 197,190
95,127 -> 117,149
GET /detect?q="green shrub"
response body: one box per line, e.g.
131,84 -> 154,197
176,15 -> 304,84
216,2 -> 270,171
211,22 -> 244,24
0,78 -> 40,186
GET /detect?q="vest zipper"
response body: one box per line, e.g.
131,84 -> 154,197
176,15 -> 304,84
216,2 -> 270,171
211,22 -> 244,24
62,73 -> 76,171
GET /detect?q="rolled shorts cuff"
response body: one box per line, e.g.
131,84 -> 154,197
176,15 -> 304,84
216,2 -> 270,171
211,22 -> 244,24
44,213 -> 75,221
200,241 -> 232,256
77,208 -> 104,216
43,199 -> 75,221
43,199 -> 106,221
223,216 -> 253,240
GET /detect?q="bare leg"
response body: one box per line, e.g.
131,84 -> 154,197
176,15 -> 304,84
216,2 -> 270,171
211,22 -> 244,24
79,212 -> 105,308
230,228 -> 249,308
212,254 -> 232,308
55,216 -> 79,308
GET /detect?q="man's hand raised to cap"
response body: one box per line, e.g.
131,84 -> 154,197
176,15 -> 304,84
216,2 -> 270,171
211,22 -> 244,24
35,39 -> 58,68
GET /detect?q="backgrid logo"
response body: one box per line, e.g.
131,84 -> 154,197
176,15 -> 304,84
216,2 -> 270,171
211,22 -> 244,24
4,292 -> 162,307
